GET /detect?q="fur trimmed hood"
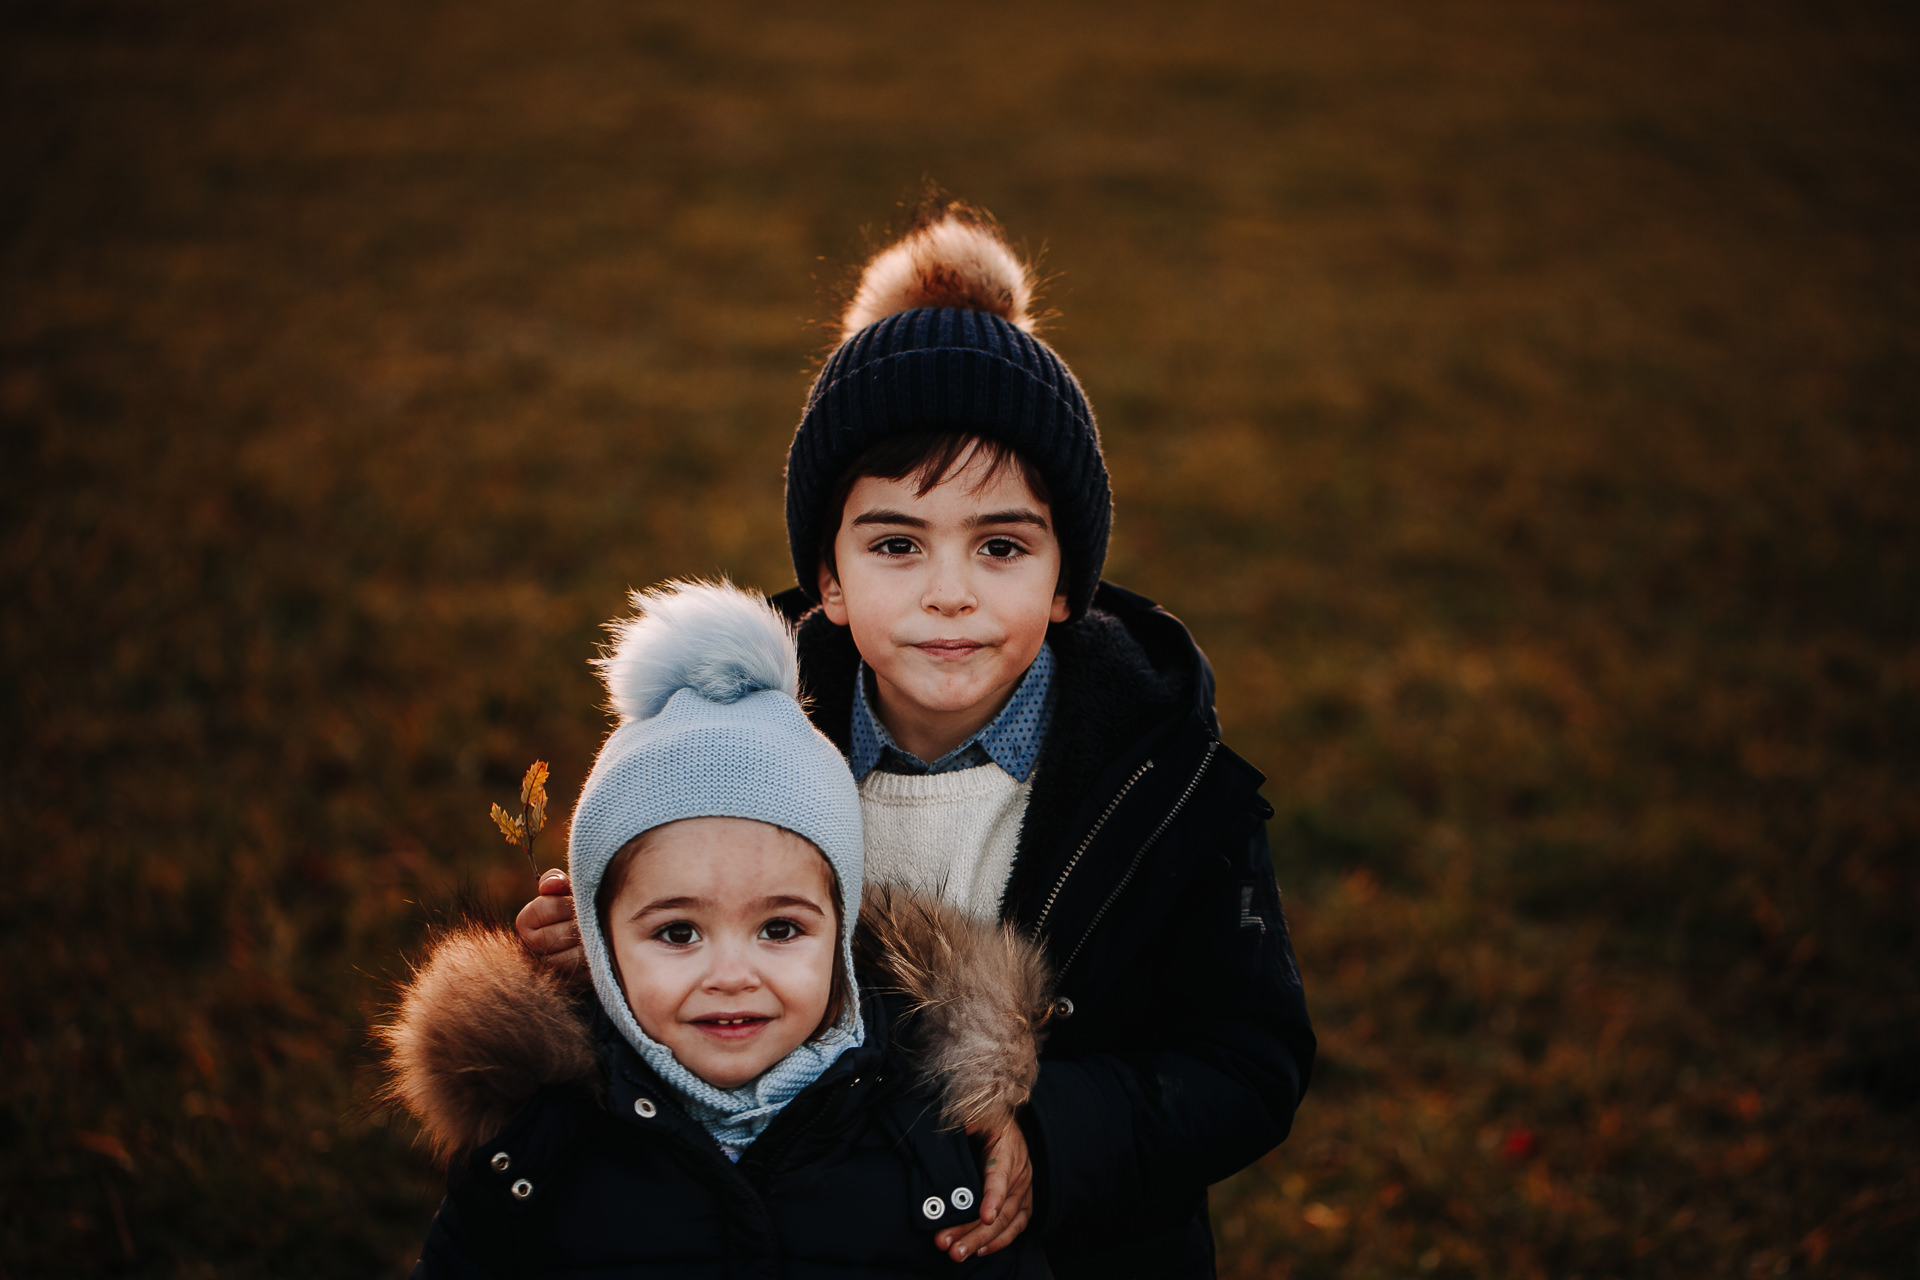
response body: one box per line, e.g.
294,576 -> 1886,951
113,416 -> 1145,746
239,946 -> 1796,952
380,885 -> 1053,1162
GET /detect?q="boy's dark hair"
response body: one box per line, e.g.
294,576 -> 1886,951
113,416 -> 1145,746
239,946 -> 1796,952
596,832 -> 853,1043
815,430 -> 1055,582
785,203 -> 1110,618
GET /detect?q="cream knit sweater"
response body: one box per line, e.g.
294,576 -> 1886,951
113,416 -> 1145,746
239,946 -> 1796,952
857,764 -> 1033,924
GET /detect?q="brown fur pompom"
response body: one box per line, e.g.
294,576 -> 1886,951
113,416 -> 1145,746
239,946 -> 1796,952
376,924 -> 598,1164
856,884 -> 1055,1131
842,204 -> 1036,339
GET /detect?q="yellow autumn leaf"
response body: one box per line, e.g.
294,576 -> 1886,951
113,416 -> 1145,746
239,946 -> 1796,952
521,760 -> 549,836
490,802 -> 526,845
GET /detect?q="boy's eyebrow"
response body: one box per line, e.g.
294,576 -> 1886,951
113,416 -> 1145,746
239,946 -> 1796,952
848,507 -> 1051,531
849,509 -> 927,529
968,508 -> 1051,531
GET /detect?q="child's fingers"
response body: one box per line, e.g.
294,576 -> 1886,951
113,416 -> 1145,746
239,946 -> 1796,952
937,1218 -> 993,1260
978,1163 -> 1033,1241
978,1119 -> 1031,1225
515,884 -> 587,979
975,1196 -> 1033,1257
939,1190 -> 1032,1262
974,1153 -> 1034,1255
937,1122 -> 1033,1259
517,885 -> 577,939
976,1139 -> 1009,1224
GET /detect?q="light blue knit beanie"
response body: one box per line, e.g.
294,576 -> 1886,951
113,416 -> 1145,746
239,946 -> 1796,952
568,580 -> 865,1152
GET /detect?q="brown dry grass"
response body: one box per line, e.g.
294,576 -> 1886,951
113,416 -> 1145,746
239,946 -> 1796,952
4,0 -> 1916,1275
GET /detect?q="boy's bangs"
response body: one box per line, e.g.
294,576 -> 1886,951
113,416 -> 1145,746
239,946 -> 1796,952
900,433 -> 1050,503
819,431 -> 1054,575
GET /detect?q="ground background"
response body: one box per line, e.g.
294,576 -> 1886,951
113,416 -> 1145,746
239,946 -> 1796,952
3,0 -> 1917,1275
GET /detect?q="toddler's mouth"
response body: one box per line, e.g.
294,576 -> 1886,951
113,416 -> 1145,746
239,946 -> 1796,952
693,1014 -> 773,1040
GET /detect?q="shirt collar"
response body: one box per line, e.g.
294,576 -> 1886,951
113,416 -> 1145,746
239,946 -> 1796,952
848,641 -> 1055,783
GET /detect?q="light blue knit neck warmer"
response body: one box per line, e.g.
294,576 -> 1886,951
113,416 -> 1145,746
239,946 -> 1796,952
629,1018 -> 860,1153
567,582 -> 867,1153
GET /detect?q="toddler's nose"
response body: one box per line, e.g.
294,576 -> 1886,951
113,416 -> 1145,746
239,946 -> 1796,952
701,938 -> 762,992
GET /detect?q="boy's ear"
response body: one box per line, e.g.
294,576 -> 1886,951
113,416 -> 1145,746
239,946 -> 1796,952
1050,590 -> 1070,625
817,561 -> 850,627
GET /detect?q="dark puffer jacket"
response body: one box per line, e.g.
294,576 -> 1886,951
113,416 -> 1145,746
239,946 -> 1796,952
777,581 -> 1317,1280
384,890 -> 1054,1279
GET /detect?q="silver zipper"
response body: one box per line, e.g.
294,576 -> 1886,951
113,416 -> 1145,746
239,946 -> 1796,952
1056,741 -> 1220,981
1032,760 -> 1156,936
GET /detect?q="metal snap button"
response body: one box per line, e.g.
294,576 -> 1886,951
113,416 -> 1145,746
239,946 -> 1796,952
1053,996 -> 1075,1019
489,1151 -> 511,1173
634,1097 -> 657,1118
921,1195 -> 946,1220
951,1186 -> 975,1211
510,1178 -> 533,1200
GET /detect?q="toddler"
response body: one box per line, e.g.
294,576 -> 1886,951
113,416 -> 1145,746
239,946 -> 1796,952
384,581 -> 1051,1277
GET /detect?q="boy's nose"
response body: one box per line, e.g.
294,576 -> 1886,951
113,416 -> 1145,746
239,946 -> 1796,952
921,559 -> 976,615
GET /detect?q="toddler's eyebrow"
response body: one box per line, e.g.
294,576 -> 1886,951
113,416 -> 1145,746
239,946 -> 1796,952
629,894 -> 827,919
630,895 -> 707,918
759,895 -> 828,915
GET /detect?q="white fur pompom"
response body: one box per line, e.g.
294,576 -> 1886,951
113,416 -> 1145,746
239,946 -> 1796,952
595,580 -> 799,723
842,206 -> 1035,338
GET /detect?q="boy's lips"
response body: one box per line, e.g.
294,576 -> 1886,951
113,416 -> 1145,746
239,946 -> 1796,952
911,639 -> 988,658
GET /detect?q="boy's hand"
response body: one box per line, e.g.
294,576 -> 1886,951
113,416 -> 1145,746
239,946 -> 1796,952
933,1118 -> 1034,1262
516,869 -> 588,982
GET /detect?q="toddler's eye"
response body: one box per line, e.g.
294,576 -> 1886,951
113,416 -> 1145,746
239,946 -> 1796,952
656,922 -> 700,946
760,919 -> 802,942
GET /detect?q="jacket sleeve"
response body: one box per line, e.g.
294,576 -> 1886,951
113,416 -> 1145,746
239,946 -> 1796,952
410,1186 -> 509,1280
1020,797 -> 1314,1241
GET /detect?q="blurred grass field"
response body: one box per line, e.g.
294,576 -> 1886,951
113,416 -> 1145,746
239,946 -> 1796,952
4,0 -> 1917,1275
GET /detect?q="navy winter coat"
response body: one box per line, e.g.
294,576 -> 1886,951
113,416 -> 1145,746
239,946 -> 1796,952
780,581 -> 1317,1280
388,898 -> 1054,1279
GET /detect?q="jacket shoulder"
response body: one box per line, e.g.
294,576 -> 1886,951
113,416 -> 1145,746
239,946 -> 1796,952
378,924 -> 600,1163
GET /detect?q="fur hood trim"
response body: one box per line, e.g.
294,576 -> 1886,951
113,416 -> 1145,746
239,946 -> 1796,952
855,884 -> 1054,1131
375,927 -> 599,1164
381,887 -> 1053,1160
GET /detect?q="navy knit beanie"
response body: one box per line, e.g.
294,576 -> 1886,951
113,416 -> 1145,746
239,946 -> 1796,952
785,206 -> 1111,619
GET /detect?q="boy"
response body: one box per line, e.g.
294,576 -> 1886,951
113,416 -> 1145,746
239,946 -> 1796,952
522,204 -> 1314,1277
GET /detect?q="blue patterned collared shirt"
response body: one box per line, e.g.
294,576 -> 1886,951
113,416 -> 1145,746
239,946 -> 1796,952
848,642 -> 1055,783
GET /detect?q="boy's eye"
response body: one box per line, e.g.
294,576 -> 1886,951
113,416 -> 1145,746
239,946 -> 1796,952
981,537 -> 1024,559
760,919 -> 803,942
656,922 -> 700,946
873,536 -> 918,556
